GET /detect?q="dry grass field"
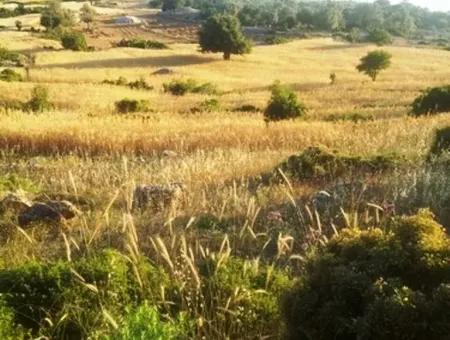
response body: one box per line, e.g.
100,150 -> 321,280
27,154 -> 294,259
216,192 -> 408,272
0,11 -> 449,337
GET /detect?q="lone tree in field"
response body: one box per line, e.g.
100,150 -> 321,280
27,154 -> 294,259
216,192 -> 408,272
199,14 -> 251,61
80,3 -> 96,31
264,81 -> 307,122
357,50 -> 392,81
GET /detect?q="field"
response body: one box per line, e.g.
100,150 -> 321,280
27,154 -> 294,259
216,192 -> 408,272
0,3 -> 450,338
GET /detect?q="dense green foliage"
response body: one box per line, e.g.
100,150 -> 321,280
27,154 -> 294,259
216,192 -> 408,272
199,14 -> 251,60
115,99 -> 151,113
411,85 -> 450,116
429,127 -> 450,157
270,146 -> 401,182
368,28 -> 393,46
357,50 -> 392,81
264,82 -> 306,122
40,1 -> 75,31
61,31 -> 88,51
26,86 -> 53,113
283,210 -> 450,340
163,79 -> 217,96
116,38 -> 169,49
0,69 -> 23,82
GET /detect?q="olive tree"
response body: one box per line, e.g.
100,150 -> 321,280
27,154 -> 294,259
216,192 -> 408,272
356,50 -> 392,81
199,14 -> 251,61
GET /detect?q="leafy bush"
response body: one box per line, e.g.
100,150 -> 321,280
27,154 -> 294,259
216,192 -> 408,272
264,81 -> 307,122
0,250 -> 168,337
115,99 -> 150,113
410,85 -> 450,116
163,79 -> 217,96
0,299 -> 24,339
103,77 -> 153,91
109,303 -> 191,340
0,47 -> 24,67
190,98 -> 220,113
429,127 -> 450,157
199,257 -> 292,339
356,50 -> 392,81
116,38 -> 168,49
26,86 -> 53,113
368,28 -> 393,46
283,210 -> 450,340
0,68 -> 23,82
269,146 -> 402,182
61,31 -> 88,51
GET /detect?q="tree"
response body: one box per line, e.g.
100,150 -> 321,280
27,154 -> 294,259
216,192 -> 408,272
61,31 -> 87,51
199,14 -> 251,60
264,81 -> 307,122
162,0 -> 182,12
368,28 -> 393,46
40,1 -> 75,31
356,50 -> 392,81
80,3 -> 96,31
15,20 -> 22,31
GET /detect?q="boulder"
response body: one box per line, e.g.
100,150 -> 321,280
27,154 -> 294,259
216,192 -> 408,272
132,182 -> 185,212
0,192 -> 32,215
152,68 -> 174,76
18,200 -> 80,227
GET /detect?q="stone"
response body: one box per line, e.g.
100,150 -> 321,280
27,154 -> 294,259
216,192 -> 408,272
18,200 -> 80,227
132,182 -> 185,212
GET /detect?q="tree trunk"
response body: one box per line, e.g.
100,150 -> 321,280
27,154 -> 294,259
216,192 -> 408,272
223,52 -> 231,60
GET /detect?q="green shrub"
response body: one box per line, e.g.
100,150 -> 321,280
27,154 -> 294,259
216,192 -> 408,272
109,303 -> 191,340
0,174 -> 40,193
283,210 -> 450,340
26,86 -> 52,112
116,38 -> 168,49
429,127 -> 450,157
265,36 -> 291,45
410,85 -> 450,116
163,79 -> 217,96
0,68 -> 23,82
0,47 -> 24,67
0,299 -> 25,339
190,98 -> 220,113
0,250 -> 168,337
368,28 -> 393,46
115,99 -> 150,113
264,81 -> 307,122
104,77 -> 153,91
269,146 -> 402,182
61,31 -> 87,51
199,257 -> 292,339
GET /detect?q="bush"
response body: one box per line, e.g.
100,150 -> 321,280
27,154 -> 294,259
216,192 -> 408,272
163,79 -> 217,96
190,98 -> 220,113
0,250 -> 168,337
410,85 -> 450,116
115,99 -> 150,113
368,28 -> 393,46
356,50 -> 392,81
109,303 -> 191,339
325,112 -> 374,123
283,210 -> 450,340
199,257 -> 292,339
116,38 -> 168,50
0,47 -> 24,67
264,81 -> 307,122
103,77 -> 153,91
0,299 -> 24,339
61,31 -> 87,51
429,127 -> 450,157
26,86 -> 52,112
269,146 -> 402,182
0,68 -> 23,82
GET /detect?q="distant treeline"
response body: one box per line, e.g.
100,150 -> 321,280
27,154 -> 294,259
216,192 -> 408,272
0,3 -> 43,18
151,0 -> 450,37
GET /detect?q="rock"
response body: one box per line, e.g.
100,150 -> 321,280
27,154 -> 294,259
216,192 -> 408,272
161,150 -> 178,158
132,182 -> 185,212
18,200 -> 80,227
152,68 -> 174,76
0,192 -> 32,215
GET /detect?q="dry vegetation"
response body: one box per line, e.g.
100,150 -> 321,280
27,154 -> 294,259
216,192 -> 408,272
0,12 -> 449,338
